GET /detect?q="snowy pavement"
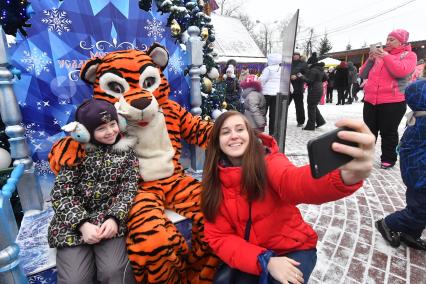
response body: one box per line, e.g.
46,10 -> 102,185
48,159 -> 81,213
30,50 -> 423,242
283,95 -> 426,284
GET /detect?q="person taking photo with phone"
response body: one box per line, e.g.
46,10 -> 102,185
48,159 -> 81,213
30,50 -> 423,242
360,29 -> 417,169
201,111 -> 375,284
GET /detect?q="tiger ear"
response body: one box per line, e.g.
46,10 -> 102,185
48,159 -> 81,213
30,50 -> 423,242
147,43 -> 169,70
80,58 -> 102,84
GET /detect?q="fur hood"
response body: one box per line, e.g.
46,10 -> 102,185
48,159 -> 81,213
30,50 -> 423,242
240,79 -> 262,93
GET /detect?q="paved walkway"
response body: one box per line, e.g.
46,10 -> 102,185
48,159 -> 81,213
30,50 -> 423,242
284,97 -> 426,283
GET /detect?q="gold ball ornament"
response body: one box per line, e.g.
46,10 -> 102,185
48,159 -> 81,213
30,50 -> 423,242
204,115 -> 211,121
202,77 -> 212,93
201,27 -> 209,41
222,101 -> 228,109
171,19 -> 181,37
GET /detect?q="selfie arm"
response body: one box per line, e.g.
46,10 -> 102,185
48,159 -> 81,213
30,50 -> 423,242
266,155 -> 362,205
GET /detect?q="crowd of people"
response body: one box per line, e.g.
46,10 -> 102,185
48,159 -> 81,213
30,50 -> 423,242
38,28 -> 425,284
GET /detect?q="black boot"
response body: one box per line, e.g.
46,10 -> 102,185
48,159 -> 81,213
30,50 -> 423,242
400,233 -> 426,251
375,219 -> 400,247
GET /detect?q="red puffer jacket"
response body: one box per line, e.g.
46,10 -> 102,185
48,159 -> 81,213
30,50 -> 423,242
360,44 -> 416,105
204,134 -> 363,275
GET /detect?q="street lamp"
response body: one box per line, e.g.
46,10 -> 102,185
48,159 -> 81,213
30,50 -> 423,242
256,20 -> 277,55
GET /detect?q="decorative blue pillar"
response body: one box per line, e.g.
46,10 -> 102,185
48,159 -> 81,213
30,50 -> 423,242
186,26 -> 205,172
0,27 -> 43,212
187,26 -> 203,115
0,164 -> 28,284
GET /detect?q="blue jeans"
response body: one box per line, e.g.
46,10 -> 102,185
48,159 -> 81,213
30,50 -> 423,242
385,188 -> 426,239
233,248 -> 317,283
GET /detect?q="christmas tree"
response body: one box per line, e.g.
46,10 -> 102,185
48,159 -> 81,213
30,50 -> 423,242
0,0 -> 31,36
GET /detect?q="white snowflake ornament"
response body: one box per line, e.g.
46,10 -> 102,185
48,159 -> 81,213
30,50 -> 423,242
145,19 -> 165,41
41,8 -> 72,36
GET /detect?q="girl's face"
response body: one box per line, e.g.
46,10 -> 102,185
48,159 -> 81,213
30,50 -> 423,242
219,115 -> 249,166
93,120 -> 119,144
386,36 -> 401,49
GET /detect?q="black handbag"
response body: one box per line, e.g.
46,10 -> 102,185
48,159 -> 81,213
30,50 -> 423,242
213,203 -> 252,284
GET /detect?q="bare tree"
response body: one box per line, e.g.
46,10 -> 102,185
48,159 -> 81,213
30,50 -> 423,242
235,13 -> 264,54
298,28 -> 316,57
218,0 -> 244,16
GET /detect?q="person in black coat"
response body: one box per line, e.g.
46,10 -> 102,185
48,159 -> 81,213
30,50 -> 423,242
334,61 -> 349,105
290,52 -> 308,126
298,62 -> 328,130
326,67 -> 336,103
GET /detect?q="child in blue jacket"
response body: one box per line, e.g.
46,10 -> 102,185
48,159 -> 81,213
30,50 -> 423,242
376,79 -> 426,250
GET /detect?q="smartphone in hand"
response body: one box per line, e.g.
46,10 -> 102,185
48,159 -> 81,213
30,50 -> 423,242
370,42 -> 382,53
307,127 -> 358,179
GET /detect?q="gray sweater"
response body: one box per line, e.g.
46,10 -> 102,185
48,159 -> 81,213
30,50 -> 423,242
241,88 -> 267,129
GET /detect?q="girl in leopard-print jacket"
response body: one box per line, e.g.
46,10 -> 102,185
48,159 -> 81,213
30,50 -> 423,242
47,140 -> 139,248
48,99 -> 140,283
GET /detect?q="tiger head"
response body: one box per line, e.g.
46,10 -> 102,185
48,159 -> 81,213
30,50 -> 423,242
80,44 -> 170,125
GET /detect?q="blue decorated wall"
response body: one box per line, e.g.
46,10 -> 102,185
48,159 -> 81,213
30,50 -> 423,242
6,0 -> 191,192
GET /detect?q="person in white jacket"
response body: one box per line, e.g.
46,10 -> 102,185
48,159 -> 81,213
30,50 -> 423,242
259,53 -> 281,135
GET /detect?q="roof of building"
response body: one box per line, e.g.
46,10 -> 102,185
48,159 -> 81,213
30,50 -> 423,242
211,14 -> 267,64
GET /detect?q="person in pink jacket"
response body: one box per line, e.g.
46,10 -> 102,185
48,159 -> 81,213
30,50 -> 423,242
201,111 -> 375,284
359,29 -> 417,169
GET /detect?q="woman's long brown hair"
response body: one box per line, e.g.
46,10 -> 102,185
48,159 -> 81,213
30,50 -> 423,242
201,111 -> 267,222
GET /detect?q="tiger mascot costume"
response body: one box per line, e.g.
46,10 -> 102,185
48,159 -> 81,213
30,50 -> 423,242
48,44 -> 219,283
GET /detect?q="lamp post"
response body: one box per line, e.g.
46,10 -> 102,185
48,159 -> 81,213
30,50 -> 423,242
256,20 -> 277,55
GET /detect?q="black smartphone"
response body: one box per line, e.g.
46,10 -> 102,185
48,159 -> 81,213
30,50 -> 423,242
307,127 -> 358,179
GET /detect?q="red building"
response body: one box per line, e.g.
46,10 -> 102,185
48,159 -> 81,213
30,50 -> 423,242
325,39 -> 426,68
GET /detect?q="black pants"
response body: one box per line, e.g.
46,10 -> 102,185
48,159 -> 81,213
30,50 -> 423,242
288,91 -> 305,125
305,103 -> 325,129
344,83 -> 352,103
336,87 -> 346,104
264,95 -> 277,135
363,101 -> 406,164
326,87 -> 333,102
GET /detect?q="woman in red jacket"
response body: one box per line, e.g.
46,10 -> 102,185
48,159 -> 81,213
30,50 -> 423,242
360,29 -> 417,169
201,111 -> 375,284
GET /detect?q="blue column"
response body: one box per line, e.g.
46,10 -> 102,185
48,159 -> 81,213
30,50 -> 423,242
186,26 -> 206,172
0,27 -> 43,212
0,164 -> 28,284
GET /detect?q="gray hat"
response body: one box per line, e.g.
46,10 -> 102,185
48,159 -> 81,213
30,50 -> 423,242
75,99 -> 118,144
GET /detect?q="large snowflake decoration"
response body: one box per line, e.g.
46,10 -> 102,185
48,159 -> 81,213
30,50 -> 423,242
34,160 -> 53,177
144,19 -> 164,41
41,8 -> 72,35
20,48 -> 52,76
168,54 -> 184,75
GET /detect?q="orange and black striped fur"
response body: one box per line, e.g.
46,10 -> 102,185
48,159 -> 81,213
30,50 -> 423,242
48,44 -> 219,283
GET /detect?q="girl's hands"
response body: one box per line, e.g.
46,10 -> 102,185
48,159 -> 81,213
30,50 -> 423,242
267,256 -> 304,284
332,119 -> 375,185
98,218 -> 119,239
79,222 -> 101,244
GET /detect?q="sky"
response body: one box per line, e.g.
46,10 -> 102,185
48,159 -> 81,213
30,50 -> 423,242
240,0 -> 425,53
